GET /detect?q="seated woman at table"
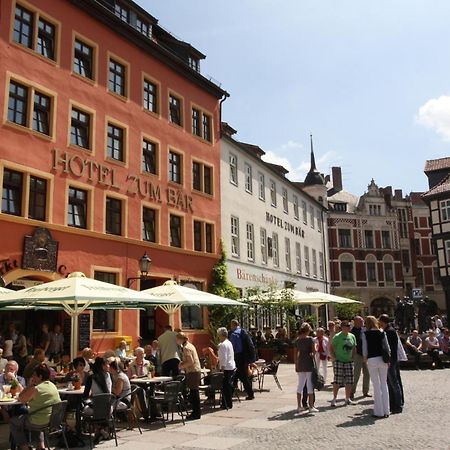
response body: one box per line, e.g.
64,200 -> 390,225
64,357 -> 88,385
10,364 -> 60,450
128,347 -> 152,378
81,348 -> 96,373
82,357 -> 112,409
115,340 -> 128,362
108,357 -> 131,410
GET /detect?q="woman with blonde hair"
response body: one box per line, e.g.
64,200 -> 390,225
362,316 -> 390,418
295,322 -> 318,414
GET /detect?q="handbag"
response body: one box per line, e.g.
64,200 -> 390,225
381,332 -> 391,364
311,358 -> 325,391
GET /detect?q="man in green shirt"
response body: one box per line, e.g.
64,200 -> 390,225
330,321 -> 357,407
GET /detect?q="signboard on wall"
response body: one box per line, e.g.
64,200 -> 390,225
63,314 -> 90,352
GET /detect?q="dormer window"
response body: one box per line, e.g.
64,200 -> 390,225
188,56 -> 200,72
136,18 -> 152,38
114,3 -> 130,23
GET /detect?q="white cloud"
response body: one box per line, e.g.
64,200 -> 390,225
416,95 -> 450,140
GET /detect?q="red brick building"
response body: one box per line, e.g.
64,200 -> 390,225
0,0 -> 227,353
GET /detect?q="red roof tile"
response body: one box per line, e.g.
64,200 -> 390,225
423,174 -> 450,198
424,157 -> 450,173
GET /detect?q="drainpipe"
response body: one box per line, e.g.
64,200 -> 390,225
219,92 -> 230,136
321,208 -> 330,323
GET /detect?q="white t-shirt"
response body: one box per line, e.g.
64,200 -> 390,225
218,339 -> 236,371
425,337 -> 439,349
3,340 -> 13,358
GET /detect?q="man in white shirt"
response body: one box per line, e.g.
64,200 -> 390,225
158,325 -> 180,377
217,327 -> 236,409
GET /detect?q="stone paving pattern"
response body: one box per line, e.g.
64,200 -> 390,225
0,364 -> 449,450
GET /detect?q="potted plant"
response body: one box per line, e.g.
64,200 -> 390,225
72,374 -> 81,390
9,378 -> 19,397
148,363 -> 155,378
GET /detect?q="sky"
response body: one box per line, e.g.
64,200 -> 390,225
136,0 -> 450,196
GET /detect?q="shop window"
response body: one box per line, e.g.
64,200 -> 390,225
169,150 -> 182,184
143,79 -> 158,113
108,58 -> 126,97
142,207 -> 156,242
106,197 -> 122,235
28,176 -> 47,221
71,108 -> 91,150
142,139 -> 157,174
169,94 -> 182,126
170,214 -> 182,248
181,306 -> 203,329
192,162 -> 212,195
67,187 -> 87,228
2,169 -> 23,216
73,38 -> 94,80
107,123 -> 125,161
93,271 -> 117,331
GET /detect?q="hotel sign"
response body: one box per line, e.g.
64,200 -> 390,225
52,149 -> 193,212
265,212 -> 305,237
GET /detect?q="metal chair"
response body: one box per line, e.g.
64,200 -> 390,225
259,360 -> 282,391
113,384 -> 143,434
199,372 -> 224,408
81,393 -> 118,448
149,381 -> 185,427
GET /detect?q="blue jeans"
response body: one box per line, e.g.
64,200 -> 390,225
387,361 -> 403,412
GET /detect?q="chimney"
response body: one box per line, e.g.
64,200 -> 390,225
331,167 -> 343,192
394,189 -> 403,200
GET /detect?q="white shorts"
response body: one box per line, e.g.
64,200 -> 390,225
297,371 -> 313,394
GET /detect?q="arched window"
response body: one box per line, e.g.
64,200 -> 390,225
365,254 -> 377,283
339,253 -> 355,283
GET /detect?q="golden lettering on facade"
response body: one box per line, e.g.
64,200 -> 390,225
166,188 -> 193,212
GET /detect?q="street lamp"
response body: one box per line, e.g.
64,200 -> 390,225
127,252 -> 152,288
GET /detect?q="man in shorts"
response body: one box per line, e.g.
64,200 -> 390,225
330,320 -> 357,407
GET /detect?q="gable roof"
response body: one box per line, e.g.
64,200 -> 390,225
424,157 -> 450,173
422,173 -> 450,199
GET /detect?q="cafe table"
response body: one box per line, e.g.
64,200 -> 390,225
0,398 -> 21,407
58,386 -> 85,443
130,376 -> 172,420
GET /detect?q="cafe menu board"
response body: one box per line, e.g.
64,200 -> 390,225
63,314 -> 91,351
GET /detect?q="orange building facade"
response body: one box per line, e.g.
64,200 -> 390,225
0,0 -> 227,353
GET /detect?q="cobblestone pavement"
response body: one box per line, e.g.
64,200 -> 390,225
1,364 -> 449,450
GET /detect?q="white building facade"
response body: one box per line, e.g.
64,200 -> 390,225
220,125 -> 330,297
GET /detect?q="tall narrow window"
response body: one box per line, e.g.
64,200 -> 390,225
367,262 -> 377,282
108,59 -> 126,96
229,154 -> 238,185
364,230 -> 374,248
169,151 -> 182,184
258,173 -> 265,201
67,187 -> 87,228
319,251 -> 324,279
293,195 -> 299,219
142,139 -> 157,174
13,5 -> 33,48
205,223 -> 213,253
192,108 -> 201,136
8,81 -> 28,127
203,166 -> 212,195
192,162 -> 201,191
302,201 -> 308,224
107,123 -> 124,161
142,207 -> 156,242
73,39 -> 93,79
37,18 -> 55,60
260,228 -> 267,264
382,230 -> 391,249
316,210 -> 322,232
28,176 -> 47,221
169,94 -> 182,126
282,188 -> 288,213
70,108 -> 90,149
231,216 -> 240,257
194,220 -> 202,251
338,229 -> 352,248
246,223 -> 255,262
245,164 -> 252,193
114,3 -> 129,22
272,233 -> 279,267
136,18 -> 151,38
93,271 -> 117,331
285,237 -> 291,271
105,197 -> 122,235
143,79 -> 158,113
310,205 -> 315,228
170,214 -> 182,248
304,246 -> 310,275
202,114 -> 212,142
32,92 -> 51,135
295,242 -> 302,274
312,249 -> 317,277
384,262 -> 394,282
270,180 -> 277,207
341,261 -> 354,282
2,169 -> 23,216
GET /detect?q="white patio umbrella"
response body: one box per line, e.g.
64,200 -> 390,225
0,287 -> 13,295
303,292 -> 362,305
0,272 -> 163,359
141,280 -> 246,325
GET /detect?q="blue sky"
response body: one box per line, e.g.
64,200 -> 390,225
136,0 -> 450,195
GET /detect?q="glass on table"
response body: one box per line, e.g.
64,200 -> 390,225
2,385 -> 11,398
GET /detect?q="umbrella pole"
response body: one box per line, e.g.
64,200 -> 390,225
71,314 -> 79,360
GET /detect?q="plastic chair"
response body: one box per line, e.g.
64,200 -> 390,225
113,385 -> 143,434
199,372 -> 224,408
81,393 -> 117,448
259,360 -> 282,391
149,381 -> 185,427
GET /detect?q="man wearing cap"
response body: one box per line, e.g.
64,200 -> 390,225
330,320 -> 357,407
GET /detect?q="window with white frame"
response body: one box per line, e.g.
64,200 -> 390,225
304,245 -> 310,275
441,200 -> 450,221
282,188 -> 288,213
445,240 -> 450,264
293,195 -> 299,220
312,249 -> 317,277
270,180 -> 277,206
295,242 -> 302,274
229,153 -> 238,185
246,222 -> 255,261
319,251 -> 324,279
258,172 -> 265,201
244,163 -> 252,193
285,237 -> 291,271
260,228 -> 267,264
310,205 -> 315,228
316,209 -> 322,232
302,200 -> 307,224
272,233 -> 279,267
231,216 -> 240,257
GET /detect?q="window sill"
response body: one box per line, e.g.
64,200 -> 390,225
191,133 -> 213,146
4,121 -> 54,142
105,157 -> 127,168
68,143 -> 93,154
168,120 -> 184,131
142,107 -> 161,120
107,90 -> 129,103
71,72 -> 96,86
10,41 -> 59,67
168,180 -> 184,189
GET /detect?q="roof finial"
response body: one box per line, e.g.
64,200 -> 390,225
310,133 -> 317,171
